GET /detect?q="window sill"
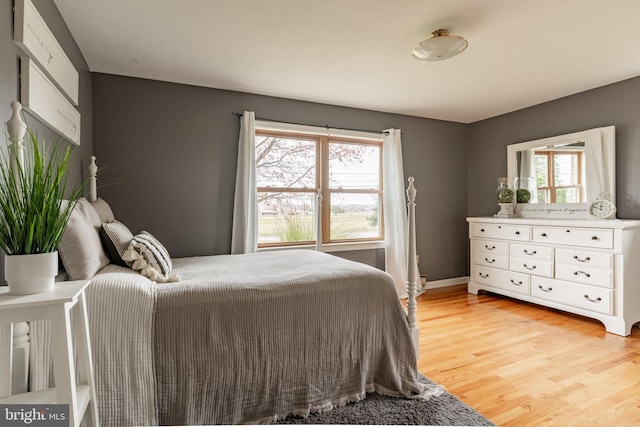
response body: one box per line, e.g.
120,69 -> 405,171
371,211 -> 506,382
257,240 -> 385,253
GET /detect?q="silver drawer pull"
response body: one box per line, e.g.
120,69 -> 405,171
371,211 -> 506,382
584,294 -> 602,303
510,279 -> 523,286
574,271 -> 591,278
523,264 -> 537,270
484,258 -> 496,264
479,273 -> 489,278
591,236 -> 599,241
538,285 -> 553,292
524,249 -> 537,256
573,255 -> 591,263
484,245 -> 496,250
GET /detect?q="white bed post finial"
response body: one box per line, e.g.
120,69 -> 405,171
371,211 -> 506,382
406,177 -> 419,358
88,155 -> 98,202
6,101 -> 26,180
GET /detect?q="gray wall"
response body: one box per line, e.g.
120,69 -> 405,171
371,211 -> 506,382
92,73 -> 469,280
0,0 -> 92,281
6,0 -> 639,283
468,76 -> 640,219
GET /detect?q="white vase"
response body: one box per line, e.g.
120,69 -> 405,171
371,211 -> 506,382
5,251 -> 58,295
495,202 -> 516,218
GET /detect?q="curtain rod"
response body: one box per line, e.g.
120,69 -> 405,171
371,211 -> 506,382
232,112 -> 390,136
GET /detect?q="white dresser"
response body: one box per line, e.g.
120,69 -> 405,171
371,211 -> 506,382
467,217 -> 640,336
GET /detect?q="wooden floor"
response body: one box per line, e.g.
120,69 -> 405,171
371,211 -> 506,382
415,284 -> 640,427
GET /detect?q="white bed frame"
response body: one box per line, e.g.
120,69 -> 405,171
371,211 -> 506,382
4,101 -> 421,394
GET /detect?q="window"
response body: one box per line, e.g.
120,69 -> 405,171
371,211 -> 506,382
256,129 -> 383,248
535,150 -> 584,203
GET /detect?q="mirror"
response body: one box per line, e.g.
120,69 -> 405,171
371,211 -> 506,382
507,126 -> 615,218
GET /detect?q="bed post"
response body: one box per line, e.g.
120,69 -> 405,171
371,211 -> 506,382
88,155 -> 98,203
406,177 -> 419,359
3,101 -> 30,394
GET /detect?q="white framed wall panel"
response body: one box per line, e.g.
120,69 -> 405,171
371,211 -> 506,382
21,58 -> 81,146
14,0 -> 79,105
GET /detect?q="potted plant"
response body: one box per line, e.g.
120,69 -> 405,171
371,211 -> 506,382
0,123 -> 83,294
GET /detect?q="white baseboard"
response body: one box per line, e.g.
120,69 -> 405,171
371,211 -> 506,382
424,276 -> 470,290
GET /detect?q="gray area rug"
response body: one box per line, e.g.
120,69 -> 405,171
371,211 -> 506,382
275,375 -> 494,426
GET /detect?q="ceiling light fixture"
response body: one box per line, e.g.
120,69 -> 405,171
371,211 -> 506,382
412,29 -> 468,61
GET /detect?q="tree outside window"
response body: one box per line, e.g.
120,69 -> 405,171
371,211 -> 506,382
256,131 -> 382,247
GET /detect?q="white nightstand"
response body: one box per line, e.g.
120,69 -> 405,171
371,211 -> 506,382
0,280 -> 99,427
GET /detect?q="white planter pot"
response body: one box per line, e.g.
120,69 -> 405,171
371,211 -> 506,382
5,251 -> 58,295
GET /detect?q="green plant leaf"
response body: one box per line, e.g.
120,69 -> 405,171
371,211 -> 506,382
0,128 -> 85,255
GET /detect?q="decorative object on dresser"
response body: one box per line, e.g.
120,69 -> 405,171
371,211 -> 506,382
514,176 -> 534,203
0,102 -> 83,294
467,217 -> 640,336
588,192 -> 616,219
494,177 -> 515,218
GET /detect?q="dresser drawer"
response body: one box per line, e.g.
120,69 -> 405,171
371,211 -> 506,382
474,240 -> 509,256
555,264 -> 613,288
555,248 -> 613,269
476,253 -> 509,269
472,223 -> 530,241
532,226 -> 613,249
474,266 -> 530,295
509,258 -> 554,278
531,276 -> 613,315
510,243 -> 554,262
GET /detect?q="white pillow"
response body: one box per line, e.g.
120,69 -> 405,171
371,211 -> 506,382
58,198 -> 109,280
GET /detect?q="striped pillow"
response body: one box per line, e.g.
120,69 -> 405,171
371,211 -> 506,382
123,231 -> 179,283
132,231 -> 172,275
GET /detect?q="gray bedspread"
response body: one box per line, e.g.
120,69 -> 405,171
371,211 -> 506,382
37,250 -> 443,426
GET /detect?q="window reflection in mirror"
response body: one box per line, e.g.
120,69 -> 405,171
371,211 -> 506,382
516,141 -> 585,204
534,145 -> 584,203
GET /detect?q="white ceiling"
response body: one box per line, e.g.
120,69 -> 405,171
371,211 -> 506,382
53,0 -> 640,123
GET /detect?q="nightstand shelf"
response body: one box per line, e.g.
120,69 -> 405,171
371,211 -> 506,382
0,280 -> 99,427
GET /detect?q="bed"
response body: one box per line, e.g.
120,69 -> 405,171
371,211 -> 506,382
4,101 -> 435,425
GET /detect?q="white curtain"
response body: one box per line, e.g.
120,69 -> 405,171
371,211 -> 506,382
383,129 -> 419,298
585,128 -> 614,205
231,111 -> 257,254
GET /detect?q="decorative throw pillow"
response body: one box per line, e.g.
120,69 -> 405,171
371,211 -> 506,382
123,232 -> 179,283
101,220 -> 134,266
91,198 -> 115,223
58,198 -> 110,280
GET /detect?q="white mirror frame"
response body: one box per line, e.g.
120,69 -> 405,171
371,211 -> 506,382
507,126 -> 615,219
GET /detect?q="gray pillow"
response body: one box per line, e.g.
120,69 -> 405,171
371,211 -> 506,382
101,220 -> 135,266
91,198 -> 115,223
58,198 -> 110,280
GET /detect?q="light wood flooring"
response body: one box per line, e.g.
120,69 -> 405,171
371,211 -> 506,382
415,284 -> 640,427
